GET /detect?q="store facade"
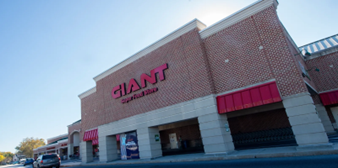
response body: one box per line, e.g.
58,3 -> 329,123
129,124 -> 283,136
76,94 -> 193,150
300,34 -> 338,134
67,120 -> 82,159
71,0 -> 337,163
33,134 -> 68,160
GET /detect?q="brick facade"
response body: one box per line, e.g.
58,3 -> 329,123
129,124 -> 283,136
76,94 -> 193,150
77,0 -> 337,150
81,28 -> 213,140
203,7 -> 308,97
305,52 -> 338,92
68,122 -> 81,144
80,5 -> 314,140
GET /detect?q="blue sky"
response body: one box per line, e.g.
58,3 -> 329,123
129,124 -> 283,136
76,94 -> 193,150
0,0 -> 337,153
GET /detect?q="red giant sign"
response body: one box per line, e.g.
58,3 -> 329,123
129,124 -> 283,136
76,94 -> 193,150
46,147 -> 55,150
111,63 -> 168,103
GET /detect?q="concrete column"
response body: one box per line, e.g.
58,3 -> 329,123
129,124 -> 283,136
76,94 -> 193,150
80,141 -> 93,163
198,110 -> 234,154
99,135 -> 119,162
67,144 -> 73,158
137,127 -> 162,159
315,104 -> 335,134
283,93 -> 331,149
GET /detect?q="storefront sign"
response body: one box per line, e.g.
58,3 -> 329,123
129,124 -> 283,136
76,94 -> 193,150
61,143 -> 67,147
121,87 -> 158,103
46,147 -> 55,150
112,63 -> 168,103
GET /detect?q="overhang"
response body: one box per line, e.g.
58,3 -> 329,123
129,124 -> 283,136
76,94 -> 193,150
319,89 -> 338,106
217,81 -> 282,114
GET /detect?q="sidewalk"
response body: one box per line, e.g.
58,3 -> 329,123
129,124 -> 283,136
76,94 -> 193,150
61,139 -> 338,167
61,158 -> 82,167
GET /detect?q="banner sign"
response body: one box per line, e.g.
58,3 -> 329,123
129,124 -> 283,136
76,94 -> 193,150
119,132 -> 140,160
120,134 -> 127,160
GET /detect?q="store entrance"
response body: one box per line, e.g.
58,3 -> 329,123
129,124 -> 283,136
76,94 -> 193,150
92,144 -> 99,160
228,108 -> 297,150
73,146 -> 79,159
159,118 -> 204,156
60,148 -> 68,160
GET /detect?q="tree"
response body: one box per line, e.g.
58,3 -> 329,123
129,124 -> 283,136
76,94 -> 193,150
15,137 -> 46,158
0,155 -> 4,162
0,152 -> 14,163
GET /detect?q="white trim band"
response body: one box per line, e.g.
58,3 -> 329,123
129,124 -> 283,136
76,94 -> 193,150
199,0 -> 278,39
92,19 -> 206,82
46,133 -> 68,141
78,87 -> 96,99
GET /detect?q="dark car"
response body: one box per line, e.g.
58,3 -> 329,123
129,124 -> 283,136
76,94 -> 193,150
24,158 -> 34,166
33,154 -> 60,168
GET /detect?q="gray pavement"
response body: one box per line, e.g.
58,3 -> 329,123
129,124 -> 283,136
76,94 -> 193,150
60,133 -> 338,167
61,154 -> 338,168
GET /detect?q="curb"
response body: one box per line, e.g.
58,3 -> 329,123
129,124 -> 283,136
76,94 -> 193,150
60,149 -> 338,167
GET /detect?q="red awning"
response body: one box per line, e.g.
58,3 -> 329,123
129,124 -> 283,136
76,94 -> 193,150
216,81 -> 282,114
83,129 -> 98,141
92,139 -> 99,145
319,90 -> 338,106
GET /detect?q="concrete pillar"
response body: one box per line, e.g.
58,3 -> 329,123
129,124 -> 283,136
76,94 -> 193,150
137,127 -> 162,159
67,144 -> 73,158
315,104 -> 336,134
80,141 -> 93,163
283,93 -> 331,149
198,111 -> 234,154
330,107 -> 338,130
99,135 -> 119,162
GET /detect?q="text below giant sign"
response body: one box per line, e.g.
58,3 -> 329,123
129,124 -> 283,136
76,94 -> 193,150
122,87 -> 158,103
111,63 -> 168,103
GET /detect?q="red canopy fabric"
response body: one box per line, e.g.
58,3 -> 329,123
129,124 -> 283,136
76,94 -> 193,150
320,90 -> 338,106
216,81 -> 282,114
92,139 -> 99,145
83,129 -> 98,141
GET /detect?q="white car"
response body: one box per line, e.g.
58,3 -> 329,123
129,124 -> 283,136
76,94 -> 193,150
19,159 -> 26,164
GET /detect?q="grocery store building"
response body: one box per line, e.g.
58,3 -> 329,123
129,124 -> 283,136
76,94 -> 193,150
33,134 -> 69,160
35,0 -> 338,163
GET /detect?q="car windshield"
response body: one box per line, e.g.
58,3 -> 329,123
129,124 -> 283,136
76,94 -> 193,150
43,155 -> 57,159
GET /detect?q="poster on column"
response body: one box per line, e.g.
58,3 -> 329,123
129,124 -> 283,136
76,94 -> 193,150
125,131 -> 139,159
120,134 -> 127,160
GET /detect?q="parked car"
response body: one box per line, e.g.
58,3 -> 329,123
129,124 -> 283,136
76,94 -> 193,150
12,161 -> 19,164
33,154 -> 60,168
24,158 -> 34,166
20,159 -> 26,164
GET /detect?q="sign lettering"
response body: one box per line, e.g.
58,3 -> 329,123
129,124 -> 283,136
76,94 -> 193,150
112,63 -> 168,102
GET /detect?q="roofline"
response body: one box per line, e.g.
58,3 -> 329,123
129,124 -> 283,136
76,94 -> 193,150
33,137 -> 69,151
78,87 -> 96,99
305,45 -> 338,60
67,120 -> 81,127
199,0 -> 278,39
78,0 -> 279,98
299,33 -> 338,48
46,133 -> 68,141
92,19 -> 206,82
